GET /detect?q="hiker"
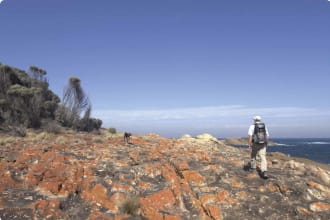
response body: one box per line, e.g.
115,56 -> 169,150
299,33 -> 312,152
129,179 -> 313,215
248,116 -> 269,179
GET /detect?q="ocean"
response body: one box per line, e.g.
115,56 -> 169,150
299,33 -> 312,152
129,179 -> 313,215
232,138 -> 330,165
268,138 -> 330,165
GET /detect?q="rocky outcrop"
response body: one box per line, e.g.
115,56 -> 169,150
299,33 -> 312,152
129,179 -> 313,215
0,132 -> 329,219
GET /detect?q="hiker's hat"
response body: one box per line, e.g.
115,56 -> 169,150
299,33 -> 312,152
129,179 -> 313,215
253,116 -> 262,121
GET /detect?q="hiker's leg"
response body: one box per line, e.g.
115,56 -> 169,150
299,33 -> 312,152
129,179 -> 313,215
250,146 -> 258,169
258,146 -> 267,172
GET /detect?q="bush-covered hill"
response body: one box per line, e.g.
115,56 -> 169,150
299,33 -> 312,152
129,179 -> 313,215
0,63 -> 102,134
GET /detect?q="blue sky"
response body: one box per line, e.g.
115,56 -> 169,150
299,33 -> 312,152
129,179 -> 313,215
1,0 -> 330,137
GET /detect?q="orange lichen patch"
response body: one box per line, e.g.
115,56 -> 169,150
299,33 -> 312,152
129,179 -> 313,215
0,171 -> 20,189
140,188 -> 176,219
205,204 -> 222,220
175,161 -> 190,171
231,181 -> 243,188
34,199 -> 63,219
207,164 -> 219,172
91,184 -> 108,199
307,181 -> 320,188
199,194 -> 217,205
309,202 -> 330,212
216,190 -> 237,204
278,185 -> 289,194
164,215 -> 182,220
182,170 -> 205,186
140,188 -> 176,210
128,151 -> 139,163
109,192 -> 128,213
144,163 -> 163,178
236,191 -> 249,201
147,151 -> 165,161
246,172 -> 258,179
113,160 -> 130,167
88,212 -> 114,220
139,181 -> 153,190
200,153 -> 211,163
114,214 -> 131,220
38,181 -> 63,195
307,181 -> 330,196
228,159 -> 243,168
266,183 -> 279,192
81,184 -> 116,211
111,182 -> 134,193
161,165 -> 180,184
296,207 -> 312,216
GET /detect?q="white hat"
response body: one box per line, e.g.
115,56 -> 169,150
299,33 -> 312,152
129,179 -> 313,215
253,116 -> 262,121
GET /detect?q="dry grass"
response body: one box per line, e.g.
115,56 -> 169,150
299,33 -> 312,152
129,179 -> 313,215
119,197 -> 141,216
55,136 -> 68,145
0,136 -> 17,145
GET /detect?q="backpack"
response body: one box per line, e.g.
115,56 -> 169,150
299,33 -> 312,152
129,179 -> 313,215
253,123 -> 267,144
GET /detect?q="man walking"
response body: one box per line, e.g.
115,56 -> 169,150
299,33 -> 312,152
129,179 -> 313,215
248,116 -> 269,179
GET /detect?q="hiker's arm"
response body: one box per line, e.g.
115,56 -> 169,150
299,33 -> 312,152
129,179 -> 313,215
248,135 -> 253,148
248,125 -> 253,148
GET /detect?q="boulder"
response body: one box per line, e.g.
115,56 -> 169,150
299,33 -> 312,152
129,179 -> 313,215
195,133 -> 218,142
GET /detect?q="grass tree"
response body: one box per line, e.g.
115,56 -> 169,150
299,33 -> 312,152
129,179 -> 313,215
58,77 -> 92,129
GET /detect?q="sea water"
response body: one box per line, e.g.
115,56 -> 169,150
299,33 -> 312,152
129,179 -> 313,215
268,138 -> 330,165
230,138 -> 330,165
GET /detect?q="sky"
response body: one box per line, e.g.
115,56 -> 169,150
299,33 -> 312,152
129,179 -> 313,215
1,0 -> 330,138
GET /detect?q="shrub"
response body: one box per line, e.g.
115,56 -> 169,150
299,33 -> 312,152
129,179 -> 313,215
45,121 -> 62,134
108,127 -> 117,134
11,125 -> 27,137
119,197 -> 141,216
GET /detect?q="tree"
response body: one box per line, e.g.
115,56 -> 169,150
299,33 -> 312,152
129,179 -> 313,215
57,77 -> 92,129
29,66 -> 47,82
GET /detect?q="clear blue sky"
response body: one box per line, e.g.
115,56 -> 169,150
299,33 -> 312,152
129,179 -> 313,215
1,0 -> 330,137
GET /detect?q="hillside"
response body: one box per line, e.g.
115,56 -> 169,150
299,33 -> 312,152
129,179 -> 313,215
0,131 -> 329,219
0,63 -> 102,133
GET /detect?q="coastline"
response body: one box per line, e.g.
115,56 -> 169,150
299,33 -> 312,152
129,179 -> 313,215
223,137 -> 330,166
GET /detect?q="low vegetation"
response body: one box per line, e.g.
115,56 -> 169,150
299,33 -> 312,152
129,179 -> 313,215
119,196 -> 141,216
0,63 -> 103,134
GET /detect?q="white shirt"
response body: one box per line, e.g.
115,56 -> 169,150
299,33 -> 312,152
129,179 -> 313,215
248,123 -> 269,137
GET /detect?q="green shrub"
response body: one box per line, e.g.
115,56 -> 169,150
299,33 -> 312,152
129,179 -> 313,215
108,127 -> 117,134
45,121 -> 62,134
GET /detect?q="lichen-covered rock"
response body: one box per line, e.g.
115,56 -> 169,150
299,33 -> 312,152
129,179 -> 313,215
0,132 -> 329,219
195,133 -> 218,142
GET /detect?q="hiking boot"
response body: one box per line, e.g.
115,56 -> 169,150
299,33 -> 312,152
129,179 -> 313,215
261,171 -> 268,179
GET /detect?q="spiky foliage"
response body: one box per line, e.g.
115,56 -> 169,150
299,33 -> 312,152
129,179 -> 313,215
57,77 -> 99,131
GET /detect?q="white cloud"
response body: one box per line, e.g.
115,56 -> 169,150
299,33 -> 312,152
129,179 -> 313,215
0,0 -> 4,4
93,105 -> 330,137
94,105 -> 330,122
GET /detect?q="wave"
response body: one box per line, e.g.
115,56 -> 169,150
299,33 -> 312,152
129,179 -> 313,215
305,142 -> 330,145
270,143 -> 294,147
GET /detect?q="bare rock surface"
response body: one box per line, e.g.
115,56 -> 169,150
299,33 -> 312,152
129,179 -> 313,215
0,132 -> 329,219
